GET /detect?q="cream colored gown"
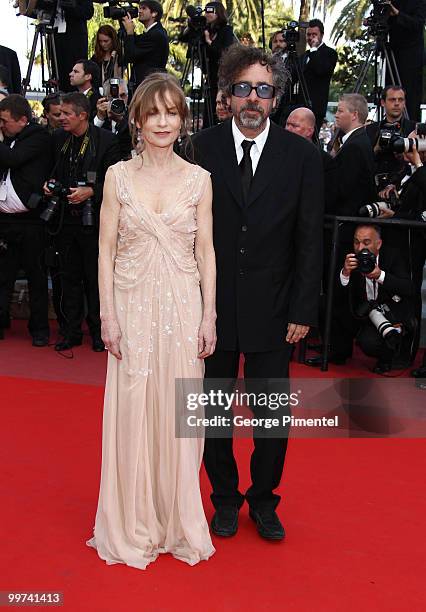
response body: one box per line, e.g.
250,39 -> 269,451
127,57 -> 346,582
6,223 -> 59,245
87,160 -> 215,569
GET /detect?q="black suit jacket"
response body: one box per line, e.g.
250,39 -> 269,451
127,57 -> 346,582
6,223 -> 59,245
51,124 -> 121,224
341,246 -> 415,323
124,23 -> 169,86
0,45 -> 21,94
299,44 -> 337,123
98,113 -> 132,160
192,121 -> 324,352
0,122 -> 52,221
334,127 -> 376,217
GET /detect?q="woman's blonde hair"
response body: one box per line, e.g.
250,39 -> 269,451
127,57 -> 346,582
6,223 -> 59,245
128,73 -> 190,150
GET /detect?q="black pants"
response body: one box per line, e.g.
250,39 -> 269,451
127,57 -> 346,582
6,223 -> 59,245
0,222 -> 49,336
53,31 -> 89,93
203,345 -> 292,512
55,225 -> 100,340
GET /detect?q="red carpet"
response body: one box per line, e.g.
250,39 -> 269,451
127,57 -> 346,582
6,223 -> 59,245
1,322 -> 426,611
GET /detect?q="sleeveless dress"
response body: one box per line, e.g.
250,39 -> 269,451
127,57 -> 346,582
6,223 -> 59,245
87,160 -> 215,569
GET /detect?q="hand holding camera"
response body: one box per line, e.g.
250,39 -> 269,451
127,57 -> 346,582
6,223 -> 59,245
96,97 -> 109,122
342,253 -> 358,278
122,13 -> 136,35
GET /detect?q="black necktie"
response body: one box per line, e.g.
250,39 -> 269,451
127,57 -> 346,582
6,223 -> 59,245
239,140 -> 254,205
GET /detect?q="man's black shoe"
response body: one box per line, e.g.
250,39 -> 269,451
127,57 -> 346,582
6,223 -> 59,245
92,336 -> 105,352
249,508 -> 285,541
211,506 -> 239,537
412,366 -> 426,378
373,361 -> 392,375
305,353 -> 347,367
32,335 -> 49,347
55,337 -> 82,351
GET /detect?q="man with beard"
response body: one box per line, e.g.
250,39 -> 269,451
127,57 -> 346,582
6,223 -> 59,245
192,45 -> 323,541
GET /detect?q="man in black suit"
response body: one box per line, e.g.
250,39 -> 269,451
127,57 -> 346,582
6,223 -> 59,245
0,46 -> 21,94
53,0 -> 94,93
366,85 -> 416,178
334,94 -> 376,218
122,0 -> 169,88
0,95 -> 51,344
192,45 -> 324,541
388,0 -> 426,121
69,60 -> 100,122
333,224 -> 415,373
45,93 -> 120,352
298,19 -> 337,131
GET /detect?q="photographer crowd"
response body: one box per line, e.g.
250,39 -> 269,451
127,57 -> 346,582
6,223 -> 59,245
0,1 -> 425,381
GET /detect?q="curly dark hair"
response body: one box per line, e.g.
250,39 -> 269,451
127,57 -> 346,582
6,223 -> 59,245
218,45 -> 288,100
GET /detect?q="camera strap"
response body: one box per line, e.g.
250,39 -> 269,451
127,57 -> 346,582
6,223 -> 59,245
60,129 -> 90,179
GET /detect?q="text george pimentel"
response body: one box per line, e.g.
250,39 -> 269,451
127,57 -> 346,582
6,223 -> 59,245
186,415 -> 339,428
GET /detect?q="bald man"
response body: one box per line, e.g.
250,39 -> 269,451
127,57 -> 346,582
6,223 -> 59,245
285,107 -> 316,140
286,107 -> 337,214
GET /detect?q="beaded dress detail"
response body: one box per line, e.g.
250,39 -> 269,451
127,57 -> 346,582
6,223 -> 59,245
87,160 -> 215,569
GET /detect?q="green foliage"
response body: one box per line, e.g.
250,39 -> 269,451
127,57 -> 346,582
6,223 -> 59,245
330,35 -> 374,101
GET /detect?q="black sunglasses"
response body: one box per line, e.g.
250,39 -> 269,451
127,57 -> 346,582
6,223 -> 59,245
231,82 -> 276,100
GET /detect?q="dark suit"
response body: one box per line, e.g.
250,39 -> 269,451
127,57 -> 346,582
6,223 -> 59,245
388,0 -> 426,121
192,120 -> 324,510
97,113 -> 132,160
53,0 -> 94,93
299,43 -> 337,129
124,22 -> 169,87
332,247 -> 416,363
0,45 -> 21,94
334,127 -> 376,219
0,122 -> 52,337
51,125 -> 121,341
86,87 -> 100,123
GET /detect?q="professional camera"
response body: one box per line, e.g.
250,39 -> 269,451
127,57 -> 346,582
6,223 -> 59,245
185,5 -> 207,30
281,20 -> 309,50
355,248 -> 377,274
108,78 -> 126,116
357,299 -> 402,350
40,178 -> 69,223
363,0 -> 392,37
378,123 -> 426,154
103,0 -> 138,20
15,0 -> 76,19
358,196 -> 399,218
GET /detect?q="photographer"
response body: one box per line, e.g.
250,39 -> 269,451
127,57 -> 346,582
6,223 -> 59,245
375,135 -> 426,368
388,0 -> 426,121
94,78 -> 132,159
298,19 -> 337,131
41,93 -> 62,132
0,95 -> 51,345
46,92 -> 120,352
122,0 -> 169,88
366,85 -> 416,177
310,224 -> 416,373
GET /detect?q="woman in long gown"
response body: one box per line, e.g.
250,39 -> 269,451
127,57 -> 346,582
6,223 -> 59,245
87,73 -> 217,569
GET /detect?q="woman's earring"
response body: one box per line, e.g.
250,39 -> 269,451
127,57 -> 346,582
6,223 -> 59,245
137,128 -> 142,143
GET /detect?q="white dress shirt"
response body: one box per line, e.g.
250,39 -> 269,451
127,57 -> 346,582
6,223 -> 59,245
231,117 -> 270,175
0,141 -> 27,213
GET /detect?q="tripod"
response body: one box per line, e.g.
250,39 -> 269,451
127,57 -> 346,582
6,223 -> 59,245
23,21 -> 59,96
180,35 -> 214,132
284,47 -> 312,110
354,33 -> 406,122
